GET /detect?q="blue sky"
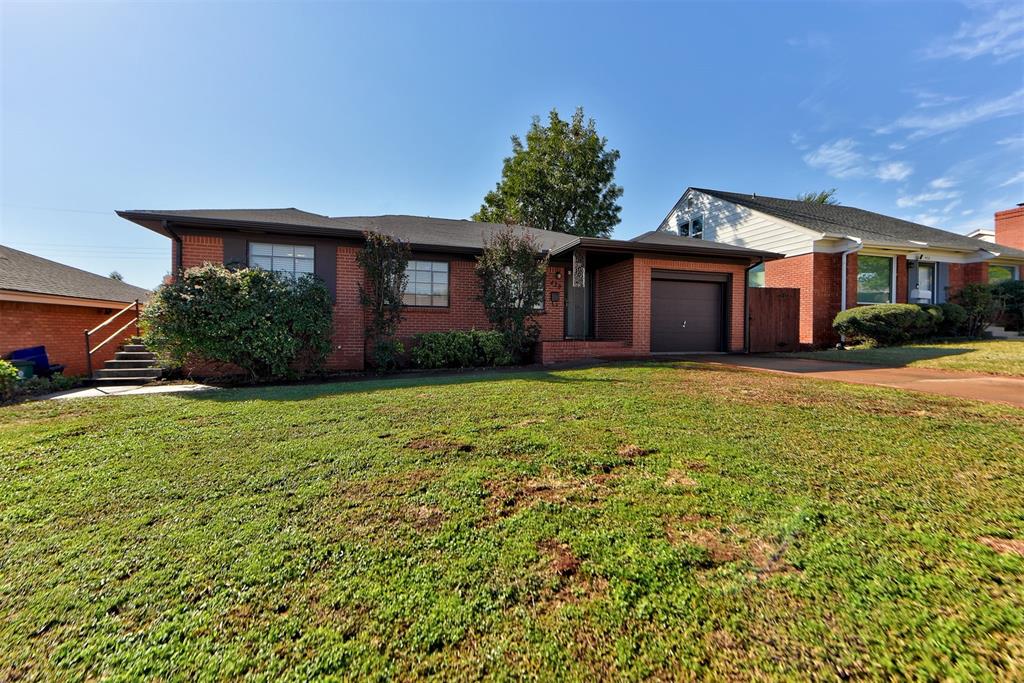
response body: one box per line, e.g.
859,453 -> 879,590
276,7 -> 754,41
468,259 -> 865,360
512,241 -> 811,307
2,1 -> 1022,288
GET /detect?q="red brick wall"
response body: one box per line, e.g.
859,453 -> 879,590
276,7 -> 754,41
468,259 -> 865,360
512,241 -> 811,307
629,256 -> 748,353
946,262 -> 989,300
594,258 -> 634,342
328,246 -> 365,371
180,234 -> 224,270
995,206 -> 1024,250
1,301 -> 137,376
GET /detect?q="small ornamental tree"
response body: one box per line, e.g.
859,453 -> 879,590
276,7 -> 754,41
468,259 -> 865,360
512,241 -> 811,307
356,231 -> 410,370
953,283 -> 1000,337
141,265 -> 332,381
475,227 -> 549,360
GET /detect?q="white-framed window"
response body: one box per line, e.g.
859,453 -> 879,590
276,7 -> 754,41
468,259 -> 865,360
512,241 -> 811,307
989,264 -> 1018,284
249,242 -> 314,279
673,212 -> 704,239
856,255 -> 895,304
403,260 -> 449,307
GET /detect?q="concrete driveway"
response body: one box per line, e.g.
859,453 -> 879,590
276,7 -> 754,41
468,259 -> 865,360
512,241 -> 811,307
700,356 -> 1024,408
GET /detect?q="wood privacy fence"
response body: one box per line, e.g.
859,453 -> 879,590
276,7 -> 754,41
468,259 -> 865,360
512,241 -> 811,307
748,288 -> 800,353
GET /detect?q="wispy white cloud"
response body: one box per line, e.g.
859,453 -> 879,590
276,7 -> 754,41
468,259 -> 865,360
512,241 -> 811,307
999,170 -> 1024,187
896,190 -> 961,208
789,131 -> 809,151
888,142 -> 907,151
877,88 -> 1024,140
802,138 -> 867,178
787,31 -> 831,50
998,134 -> 1024,147
876,161 -> 913,182
908,88 -> 966,109
929,176 -> 957,189
922,2 -> 1024,63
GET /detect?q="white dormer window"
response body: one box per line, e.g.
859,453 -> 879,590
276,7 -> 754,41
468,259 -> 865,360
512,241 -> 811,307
673,212 -> 704,239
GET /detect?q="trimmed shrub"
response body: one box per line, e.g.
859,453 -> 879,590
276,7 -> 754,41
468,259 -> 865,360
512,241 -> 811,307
142,264 -> 333,381
937,302 -> 968,336
832,304 -> 931,346
952,283 -> 1000,337
410,330 -> 514,369
994,279 -> 1024,332
0,360 -> 18,401
915,304 -> 944,337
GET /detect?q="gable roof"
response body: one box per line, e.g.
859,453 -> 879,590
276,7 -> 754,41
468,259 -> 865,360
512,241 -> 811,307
629,229 -> 778,256
0,245 -> 152,303
117,209 -> 782,261
684,188 -> 1024,259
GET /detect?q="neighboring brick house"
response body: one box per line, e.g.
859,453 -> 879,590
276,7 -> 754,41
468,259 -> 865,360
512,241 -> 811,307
116,209 -> 782,370
0,246 -> 152,375
994,204 -> 1024,252
657,189 -> 1024,347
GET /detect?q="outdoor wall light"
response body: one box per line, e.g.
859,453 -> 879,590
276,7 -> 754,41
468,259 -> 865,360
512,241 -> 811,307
551,292 -> 560,303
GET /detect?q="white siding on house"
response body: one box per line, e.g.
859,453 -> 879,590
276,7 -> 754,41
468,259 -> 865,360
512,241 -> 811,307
661,190 -> 820,256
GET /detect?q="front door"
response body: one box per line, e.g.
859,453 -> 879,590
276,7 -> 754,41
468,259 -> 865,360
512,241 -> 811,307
564,268 -> 595,339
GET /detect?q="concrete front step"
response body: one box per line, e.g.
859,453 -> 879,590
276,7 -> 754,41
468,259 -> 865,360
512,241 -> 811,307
122,344 -> 149,352
104,359 -> 159,369
115,351 -> 156,361
94,367 -> 162,379
93,377 -> 159,385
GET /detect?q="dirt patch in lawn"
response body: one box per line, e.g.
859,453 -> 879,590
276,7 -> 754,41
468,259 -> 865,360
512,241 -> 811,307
663,516 -> 799,576
538,539 -> 581,577
532,539 -> 609,614
407,504 -> 446,530
617,444 -> 657,461
482,471 -> 610,523
405,438 -> 475,453
978,536 -> 1024,557
664,470 -> 699,489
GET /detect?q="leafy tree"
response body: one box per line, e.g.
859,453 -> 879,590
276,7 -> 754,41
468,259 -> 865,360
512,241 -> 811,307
475,227 -> 549,360
108,271 -> 124,281
796,188 -> 839,205
474,107 -> 622,238
356,231 -> 410,370
142,265 -> 332,381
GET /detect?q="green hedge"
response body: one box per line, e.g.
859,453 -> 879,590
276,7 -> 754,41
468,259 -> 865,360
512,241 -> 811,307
833,301 -> 973,345
410,330 -> 515,369
833,304 -> 932,346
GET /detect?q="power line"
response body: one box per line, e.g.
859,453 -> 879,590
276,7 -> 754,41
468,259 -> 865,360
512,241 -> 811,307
0,204 -> 114,216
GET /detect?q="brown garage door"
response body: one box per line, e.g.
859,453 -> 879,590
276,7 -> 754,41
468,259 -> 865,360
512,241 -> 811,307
650,278 -> 724,352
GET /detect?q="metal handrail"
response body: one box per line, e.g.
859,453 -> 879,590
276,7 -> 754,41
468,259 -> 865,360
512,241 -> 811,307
84,299 -> 141,377
86,299 -> 137,336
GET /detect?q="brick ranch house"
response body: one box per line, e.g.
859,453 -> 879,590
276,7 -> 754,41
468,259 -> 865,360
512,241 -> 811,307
0,245 -> 152,376
116,209 -> 783,370
658,189 -> 1024,347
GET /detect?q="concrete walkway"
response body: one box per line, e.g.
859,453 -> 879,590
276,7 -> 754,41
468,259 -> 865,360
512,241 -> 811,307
702,356 -> 1024,408
45,383 -> 217,400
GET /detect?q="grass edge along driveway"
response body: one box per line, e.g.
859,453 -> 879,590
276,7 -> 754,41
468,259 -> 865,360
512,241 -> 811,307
2,361 -> 1023,680
783,338 -> 1024,377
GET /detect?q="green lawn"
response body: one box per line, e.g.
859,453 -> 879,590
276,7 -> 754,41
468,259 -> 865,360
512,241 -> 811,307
786,338 -> 1024,377
2,362 -> 1023,680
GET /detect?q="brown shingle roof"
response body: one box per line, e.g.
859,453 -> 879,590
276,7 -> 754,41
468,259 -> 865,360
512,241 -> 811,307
0,245 -> 152,303
117,209 -> 781,261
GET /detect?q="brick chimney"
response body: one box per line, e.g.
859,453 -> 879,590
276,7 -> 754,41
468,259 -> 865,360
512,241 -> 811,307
995,203 -> 1024,250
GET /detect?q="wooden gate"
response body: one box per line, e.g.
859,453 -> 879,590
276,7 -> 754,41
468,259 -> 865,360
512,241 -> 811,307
748,288 -> 800,353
